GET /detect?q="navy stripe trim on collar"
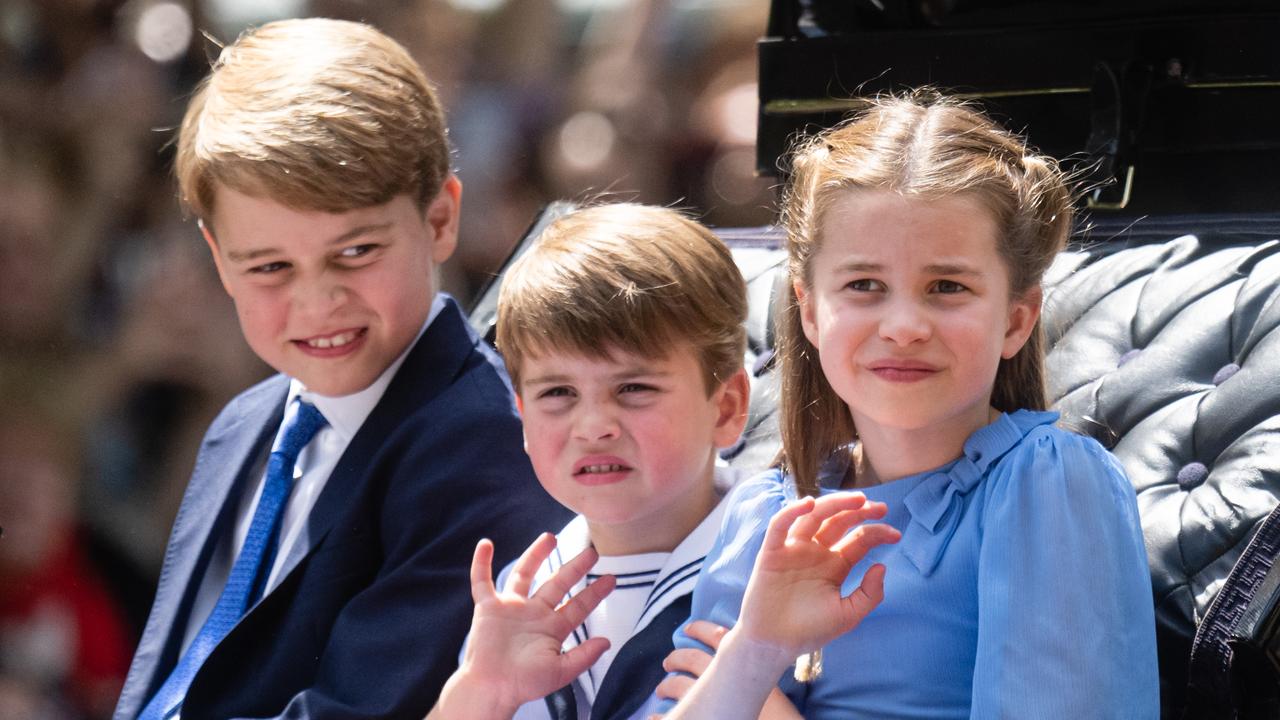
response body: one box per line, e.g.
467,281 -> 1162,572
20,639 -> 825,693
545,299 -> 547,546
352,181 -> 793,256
588,568 -> 661,580
648,557 -> 702,601
639,563 -> 703,621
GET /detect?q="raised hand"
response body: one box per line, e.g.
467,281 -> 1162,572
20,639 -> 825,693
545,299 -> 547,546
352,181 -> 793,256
736,493 -> 901,661
428,534 -> 615,720
658,495 -> 901,720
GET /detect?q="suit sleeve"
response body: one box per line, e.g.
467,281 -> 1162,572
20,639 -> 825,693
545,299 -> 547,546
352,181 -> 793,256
969,430 -> 1159,719
258,378 -> 570,719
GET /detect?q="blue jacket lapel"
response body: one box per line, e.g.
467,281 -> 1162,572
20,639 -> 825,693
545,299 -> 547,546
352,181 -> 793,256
270,298 -> 480,590
117,377 -> 286,718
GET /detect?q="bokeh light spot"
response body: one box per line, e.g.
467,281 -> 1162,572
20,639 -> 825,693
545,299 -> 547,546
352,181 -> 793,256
133,2 -> 193,63
558,111 -> 616,173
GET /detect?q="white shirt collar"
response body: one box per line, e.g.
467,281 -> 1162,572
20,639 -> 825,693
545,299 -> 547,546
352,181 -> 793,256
286,293 -> 445,440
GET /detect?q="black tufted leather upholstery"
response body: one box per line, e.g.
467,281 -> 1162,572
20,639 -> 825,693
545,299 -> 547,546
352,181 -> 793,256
1045,235 -> 1280,619
1043,230 -> 1280,717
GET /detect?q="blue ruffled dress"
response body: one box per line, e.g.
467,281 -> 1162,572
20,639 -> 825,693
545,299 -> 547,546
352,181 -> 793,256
665,410 -> 1159,719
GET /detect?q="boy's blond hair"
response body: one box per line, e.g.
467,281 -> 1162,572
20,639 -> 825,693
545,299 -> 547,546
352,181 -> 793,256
496,204 -> 748,394
175,18 -> 450,224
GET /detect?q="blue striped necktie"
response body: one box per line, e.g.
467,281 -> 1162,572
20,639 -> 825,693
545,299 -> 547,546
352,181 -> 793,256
139,400 -> 327,720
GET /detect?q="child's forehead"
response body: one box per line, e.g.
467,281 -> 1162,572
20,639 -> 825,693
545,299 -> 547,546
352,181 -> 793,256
813,191 -> 1004,262
518,342 -> 698,381
209,181 -> 390,218
524,344 -> 668,370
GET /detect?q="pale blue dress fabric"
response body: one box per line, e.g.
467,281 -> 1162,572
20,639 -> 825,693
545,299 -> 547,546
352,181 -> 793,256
664,410 -> 1159,719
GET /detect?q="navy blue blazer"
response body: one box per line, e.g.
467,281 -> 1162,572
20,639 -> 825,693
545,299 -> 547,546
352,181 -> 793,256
114,297 -> 571,720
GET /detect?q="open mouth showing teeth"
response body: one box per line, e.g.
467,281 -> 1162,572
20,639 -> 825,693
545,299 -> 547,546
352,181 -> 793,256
577,464 -> 628,475
305,330 -> 361,349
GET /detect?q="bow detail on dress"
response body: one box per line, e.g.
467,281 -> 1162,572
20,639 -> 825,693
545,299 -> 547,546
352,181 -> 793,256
899,411 -> 1058,576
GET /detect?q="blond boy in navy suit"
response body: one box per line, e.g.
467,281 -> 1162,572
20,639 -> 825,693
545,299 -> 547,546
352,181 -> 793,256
115,19 -> 569,720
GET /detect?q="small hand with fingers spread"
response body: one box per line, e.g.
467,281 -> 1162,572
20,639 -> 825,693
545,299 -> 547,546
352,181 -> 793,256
736,493 -> 901,662
649,496 -> 901,720
427,534 -> 615,720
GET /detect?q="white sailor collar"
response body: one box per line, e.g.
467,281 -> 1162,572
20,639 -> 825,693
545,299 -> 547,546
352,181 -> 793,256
535,466 -> 744,652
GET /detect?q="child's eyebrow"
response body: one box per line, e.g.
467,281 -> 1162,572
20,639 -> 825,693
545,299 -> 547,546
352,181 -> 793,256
923,263 -> 983,276
328,222 -> 392,246
522,373 -> 570,386
227,247 -> 281,263
833,260 -> 883,273
611,368 -> 673,381
832,260 -> 983,276
225,223 -> 392,263
522,367 -> 673,386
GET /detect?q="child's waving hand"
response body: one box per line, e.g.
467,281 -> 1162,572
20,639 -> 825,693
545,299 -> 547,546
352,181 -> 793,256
738,493 -> 901,660
663,494 -> 899,719
428,534 -> 615,720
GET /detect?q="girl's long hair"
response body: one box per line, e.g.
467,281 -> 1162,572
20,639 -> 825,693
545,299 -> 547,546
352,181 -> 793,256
777,91 -> 1074,497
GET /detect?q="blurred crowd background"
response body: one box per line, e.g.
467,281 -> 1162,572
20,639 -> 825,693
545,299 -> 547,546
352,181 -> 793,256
0,0 -> 773,716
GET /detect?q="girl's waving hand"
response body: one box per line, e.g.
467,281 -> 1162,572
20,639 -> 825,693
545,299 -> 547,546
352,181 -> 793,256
738,493 -> 900,659
663,495 -> 899,720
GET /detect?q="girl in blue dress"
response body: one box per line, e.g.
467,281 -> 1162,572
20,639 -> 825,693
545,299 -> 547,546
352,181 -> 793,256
657,94 -> 1160,719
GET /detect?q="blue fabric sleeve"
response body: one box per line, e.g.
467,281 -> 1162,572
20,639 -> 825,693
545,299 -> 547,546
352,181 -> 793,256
970,427 -> 1159,719
652,471 -> 788,714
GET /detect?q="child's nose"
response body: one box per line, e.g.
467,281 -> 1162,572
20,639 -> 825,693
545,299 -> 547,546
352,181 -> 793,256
572,405 -> 620,442
878,299 -> 932,346
293,275 -> 348,318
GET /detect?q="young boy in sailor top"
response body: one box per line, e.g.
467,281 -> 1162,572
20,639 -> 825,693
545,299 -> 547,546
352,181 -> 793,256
426,203 -> 752,720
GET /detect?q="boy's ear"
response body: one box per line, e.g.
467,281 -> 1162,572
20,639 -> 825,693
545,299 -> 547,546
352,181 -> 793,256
424,175 -> 462,264
1001,286 -> 1043,359
199,219 -> 233,295
712,367 -> 751,449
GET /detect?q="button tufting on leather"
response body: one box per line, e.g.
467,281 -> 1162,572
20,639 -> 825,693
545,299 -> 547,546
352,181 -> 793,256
1212,363 -> 1240,385
1037,236 -> 1280,712
1118,348 -> 1142,367
1177,462 -> 1209,491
